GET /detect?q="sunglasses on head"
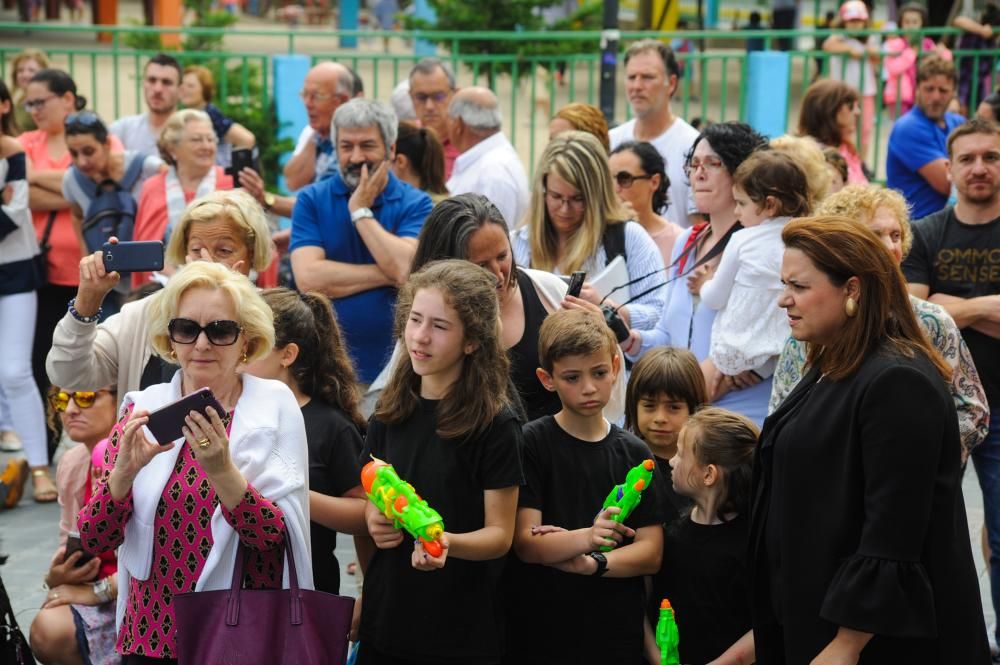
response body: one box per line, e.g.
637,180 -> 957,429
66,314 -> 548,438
50,390 -> 112,412
65,111 -> 102,131
168,318 -> 243,346
613,171 -> 653,188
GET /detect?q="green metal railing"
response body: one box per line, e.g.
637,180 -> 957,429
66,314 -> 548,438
2,23 -> 998,179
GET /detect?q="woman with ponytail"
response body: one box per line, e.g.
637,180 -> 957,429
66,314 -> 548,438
246,288 -> 369,595
392,120 -> 448,203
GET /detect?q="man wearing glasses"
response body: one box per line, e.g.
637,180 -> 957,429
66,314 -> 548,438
609,40 -> 700,228
408,58 -> 459,178
446,87 -> 529,229
110,53 -> 183,157
283,61 -> 355,191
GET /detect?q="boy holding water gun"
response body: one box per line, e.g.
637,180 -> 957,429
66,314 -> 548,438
506,310 -> 663,664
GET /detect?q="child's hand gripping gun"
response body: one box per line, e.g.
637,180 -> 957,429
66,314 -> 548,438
361,457 -> 446,557
599,458 -> 654,552
656,598 -> 680,665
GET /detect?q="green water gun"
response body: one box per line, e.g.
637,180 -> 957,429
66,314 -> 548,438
361,457 -> 445,557
599,458 -> 654,552
656,598 -> 680,665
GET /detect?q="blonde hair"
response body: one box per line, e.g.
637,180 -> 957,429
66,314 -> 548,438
553,103 -> 611,153
815,184 -> 913,258
769,134 -> 831,209
10,49 -> 50,93
165,190 -> 273,273
147,262 -> 275,364
525,131 -> 628,273
157,108 -> 213,166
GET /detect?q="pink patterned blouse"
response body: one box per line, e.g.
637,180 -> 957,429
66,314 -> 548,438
78,404 -> 286,659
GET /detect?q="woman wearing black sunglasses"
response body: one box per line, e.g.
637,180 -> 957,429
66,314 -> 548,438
77,260 -> 311,665
609,141 -> 682,268
30,385 -> 120,665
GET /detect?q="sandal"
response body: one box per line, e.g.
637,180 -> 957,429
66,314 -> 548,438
0,459 -> 29,509
31,467 -> 58,503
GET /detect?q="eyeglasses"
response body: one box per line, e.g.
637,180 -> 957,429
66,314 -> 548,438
545,190 -> 586,210
684,156 -> 725,178
168,318 -> 243,346
299,89 -> 336,103
412,91 -> 451,104
613,171 -> 653,188
50,390 -> 113,412
23,95 -> 56,112
65,111 -> 102,131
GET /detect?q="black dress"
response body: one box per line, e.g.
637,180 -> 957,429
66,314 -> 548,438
508,269 -> 562,422
750,346 -> 990,664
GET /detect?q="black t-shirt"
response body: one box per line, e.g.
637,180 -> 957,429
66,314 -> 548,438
508,270 -> 563,421
649,515 -> 751,665
302,399 -> 364,595
506,416 -> 663,663
653,454 -> 692,527
903,206 -> 1000,406
358,400 -> 523,665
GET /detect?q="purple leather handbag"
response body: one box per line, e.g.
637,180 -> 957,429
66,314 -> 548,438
174,535 -> 354,665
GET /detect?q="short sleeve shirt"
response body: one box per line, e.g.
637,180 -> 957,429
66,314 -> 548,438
886,107 -> 965,219
110,114 -> 160,157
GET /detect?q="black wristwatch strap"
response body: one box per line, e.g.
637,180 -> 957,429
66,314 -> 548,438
588,551 -> 608,576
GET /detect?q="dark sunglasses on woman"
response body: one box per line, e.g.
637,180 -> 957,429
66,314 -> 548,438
613,171 -> 653,188
168,318 -> 243,346
50,390 -> 113,412
65,111 -> 102,131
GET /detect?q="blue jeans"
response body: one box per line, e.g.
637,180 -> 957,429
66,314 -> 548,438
972,414 -> 1000,641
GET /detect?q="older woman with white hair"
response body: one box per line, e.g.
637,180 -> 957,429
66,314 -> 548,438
47,189 -> 273,401
78,261 -> 310,663
131,108 -> 234,286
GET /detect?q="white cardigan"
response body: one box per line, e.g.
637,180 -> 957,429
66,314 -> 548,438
113,372 -> 313,629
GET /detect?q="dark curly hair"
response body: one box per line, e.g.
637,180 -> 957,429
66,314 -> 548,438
610,140 -> 671,213
686,121 -> 768,177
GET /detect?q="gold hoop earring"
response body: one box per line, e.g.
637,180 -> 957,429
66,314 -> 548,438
845,297 -> 858,318
169,349 -> 177,360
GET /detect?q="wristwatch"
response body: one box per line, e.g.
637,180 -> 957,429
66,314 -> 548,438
92,576 -> 113,603
588,551 -> 608,576
350,207 -> 374,225
262,192 -> 276,212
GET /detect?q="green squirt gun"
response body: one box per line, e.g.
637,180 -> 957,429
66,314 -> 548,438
599,458 -> 655,552
656,598 -> 680,665
361,457 -> 445,557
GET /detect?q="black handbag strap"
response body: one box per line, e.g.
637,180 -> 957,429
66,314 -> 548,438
226,531 -> 303,626
39,210 -> 57,252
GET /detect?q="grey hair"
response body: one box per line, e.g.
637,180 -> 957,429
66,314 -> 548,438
333,98 -> 399,148
448,95 -> 502,131
408,57 -> 455,89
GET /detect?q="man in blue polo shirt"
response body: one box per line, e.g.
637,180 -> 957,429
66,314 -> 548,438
887,55 -> 965,219
290,99 -> 432,385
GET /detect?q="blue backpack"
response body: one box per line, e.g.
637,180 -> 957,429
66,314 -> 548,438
74,156 -> 145,252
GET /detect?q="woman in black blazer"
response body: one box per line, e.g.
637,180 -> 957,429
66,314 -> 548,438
751,216 -> 990,664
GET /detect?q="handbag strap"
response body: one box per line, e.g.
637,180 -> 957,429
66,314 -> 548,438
39,211 -> 57,252
226,530 -> 303,627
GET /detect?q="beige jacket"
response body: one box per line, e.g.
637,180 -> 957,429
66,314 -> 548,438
46,295 -> 156,402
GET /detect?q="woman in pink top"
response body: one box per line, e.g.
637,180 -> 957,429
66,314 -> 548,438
132,109 -> 233,287
18,68 -> 92,504
77,262 -> 311,664
883,3 -> 952,117
30,385 -> 120,665
798,78 -> 868,185
609,141 -> 683,266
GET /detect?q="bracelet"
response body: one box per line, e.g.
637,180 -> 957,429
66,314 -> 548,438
68,297 -> 102,324
92,576 -> 113,603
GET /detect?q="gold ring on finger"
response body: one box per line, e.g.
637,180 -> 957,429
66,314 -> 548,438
197,437 -> 210,449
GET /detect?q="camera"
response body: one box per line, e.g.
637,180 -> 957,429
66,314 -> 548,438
601,304 -> 630,343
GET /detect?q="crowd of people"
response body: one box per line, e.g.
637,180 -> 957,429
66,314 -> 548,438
0,3 -> 999,662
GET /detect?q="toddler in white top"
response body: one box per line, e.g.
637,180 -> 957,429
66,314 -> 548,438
697,150 -> 811,394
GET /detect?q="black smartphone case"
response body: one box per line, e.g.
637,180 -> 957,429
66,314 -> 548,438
103,240 -> 164,273
145,388 -> 227,444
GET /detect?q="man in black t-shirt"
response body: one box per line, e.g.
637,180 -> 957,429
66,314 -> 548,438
902,117 -> 1000,649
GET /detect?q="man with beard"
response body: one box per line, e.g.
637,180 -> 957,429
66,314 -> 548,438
284,61 -> 355,191
110,53 -> 182,156
289,99 -> 432,385
609,39 -> 700,227
903,117 -> 1000,653
887,56 -> 966,219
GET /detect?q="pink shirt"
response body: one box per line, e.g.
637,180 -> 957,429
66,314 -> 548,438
839,143 -> 869,185
78,404 -> 285,659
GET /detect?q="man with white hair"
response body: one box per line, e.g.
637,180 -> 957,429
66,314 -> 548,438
290,99 -> 432,384
446,87 -> 530,228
